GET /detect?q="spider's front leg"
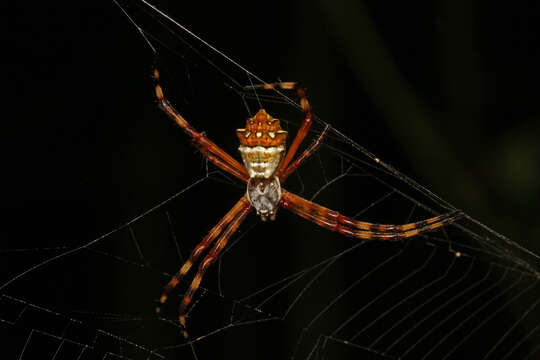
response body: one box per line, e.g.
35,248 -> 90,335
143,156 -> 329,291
154,69 -> 249,182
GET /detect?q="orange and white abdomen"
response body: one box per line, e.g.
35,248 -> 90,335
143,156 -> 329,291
237,109 -> 288,220
238,145 -> 285,178
236,109 -> 288,179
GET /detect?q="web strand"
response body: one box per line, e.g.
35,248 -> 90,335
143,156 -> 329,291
2,2 -> 539,360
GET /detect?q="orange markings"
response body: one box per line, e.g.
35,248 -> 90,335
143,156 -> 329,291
155,85 -> 164,100
260,82 -> 296,90
179,315 -> 188,338
355,231 -> 374,239
300,98 -> 310,112
237,109 -> 287,147
404,229 -> 420,237
426,216 -> 439,224
159,295 -> 167,304
428,223 -> 441,230
174,203 -> 252,335
191,274 -> 202,290
280,82 -> 296,89
281,190 -> 459,241
182,295 -> 192,307
169,278 -> 179,287
169,110 -> 188,128
180,262 -> 192,275
399,223 -> 417,231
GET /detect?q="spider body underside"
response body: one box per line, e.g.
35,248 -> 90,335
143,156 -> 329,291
152,69 -> 462,337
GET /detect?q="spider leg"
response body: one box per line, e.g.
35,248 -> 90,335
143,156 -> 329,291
154,69 -> 249,182
178,202 -> 252,338
244,82 -> 313,176
195,144 -> 249,182
280,190 -> 462,240
157,196 -> 250,314
279,124 -> 329,183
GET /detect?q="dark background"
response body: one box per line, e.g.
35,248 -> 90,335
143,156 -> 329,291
2,0 -> 540,359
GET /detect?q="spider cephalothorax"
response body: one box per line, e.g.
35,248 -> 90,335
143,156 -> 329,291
237,109 -> 288,220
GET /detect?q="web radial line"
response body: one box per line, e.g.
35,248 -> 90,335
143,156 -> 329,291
260,242 -> 365,310
238,239 -> 366,307
350,254 -> 458,342
379,259 -> 475,350
165,211 -> 183,263
395,264 -> 495,357
282,240 -> 370,319
304,334 -> 324,360
308,165 -> 353,202
300,245 -> 405,332
75,346 -> 87,360
0,175 -> 213,291
523,343 -> 540,360
481,284 -> 540,360
327,247 -> 437,340
500,322 -> 540,360
136,0 -> 310,114
441,276 -> 537,360
17,329 -> 33,360
418,268 -> 510,359
427,270 -> 522,358
352,189 -> 395,218
324,337 -> 399,360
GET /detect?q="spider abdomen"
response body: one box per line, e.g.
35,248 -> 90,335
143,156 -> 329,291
238,145 -> 285,178
246,177 -> 281,221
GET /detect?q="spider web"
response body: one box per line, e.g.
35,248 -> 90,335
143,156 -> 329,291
2,1 -> 540,359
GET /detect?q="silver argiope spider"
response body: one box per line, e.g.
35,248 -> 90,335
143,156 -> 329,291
152,68 -> 462,337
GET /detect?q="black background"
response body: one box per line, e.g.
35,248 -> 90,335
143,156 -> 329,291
2,1 -> 540,359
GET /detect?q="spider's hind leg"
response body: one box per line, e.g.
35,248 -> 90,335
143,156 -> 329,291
156,196 -> 250,314
177,200 -> 252,338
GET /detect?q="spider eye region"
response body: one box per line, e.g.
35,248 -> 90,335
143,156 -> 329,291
246,177 -> 281,221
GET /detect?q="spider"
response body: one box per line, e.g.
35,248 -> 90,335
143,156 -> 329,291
152,68 -> 461,337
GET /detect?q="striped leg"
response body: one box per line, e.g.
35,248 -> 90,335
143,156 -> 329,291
280,190 -> 461,240
195,144 -> 249,182
154,69 -> 249,182
279,124 -> 329,183
178,203 -> 252,337
244,82 -> 313,177
156,196 -> 250,314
